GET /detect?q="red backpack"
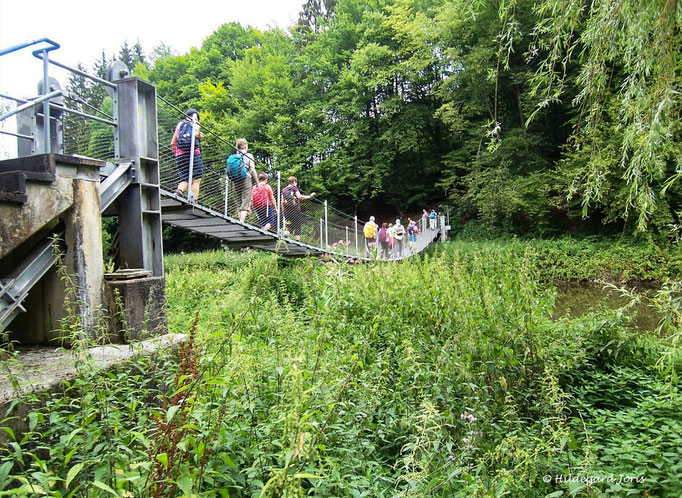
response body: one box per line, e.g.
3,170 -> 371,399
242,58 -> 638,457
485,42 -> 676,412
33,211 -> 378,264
252,184 -> 269,209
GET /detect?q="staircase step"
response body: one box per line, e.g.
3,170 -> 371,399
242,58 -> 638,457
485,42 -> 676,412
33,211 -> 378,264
0,154 -> 56,183
0,171 -> 27,204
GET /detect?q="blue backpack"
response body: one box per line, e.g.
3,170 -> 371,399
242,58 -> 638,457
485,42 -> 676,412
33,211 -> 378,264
176,120 -> 196,151
226,153 -> 248,181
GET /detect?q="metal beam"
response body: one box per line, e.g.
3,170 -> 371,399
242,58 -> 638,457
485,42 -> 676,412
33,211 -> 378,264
100,162 -> 132,212
0,234 -> 62,331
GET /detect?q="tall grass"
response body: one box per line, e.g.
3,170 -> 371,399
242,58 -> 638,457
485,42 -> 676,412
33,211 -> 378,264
0,242 -> 679,496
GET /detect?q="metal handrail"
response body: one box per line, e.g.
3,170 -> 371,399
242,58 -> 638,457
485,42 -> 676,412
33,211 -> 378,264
0,129 -> 33,141
0,90 -> 62,122
1,38 -> 119,155
41,58 -> 117,89
0,38 -> 59,58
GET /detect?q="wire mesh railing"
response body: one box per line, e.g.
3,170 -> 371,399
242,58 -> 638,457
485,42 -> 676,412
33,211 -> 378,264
0,35 -> 441,261
156,98 -> 441,259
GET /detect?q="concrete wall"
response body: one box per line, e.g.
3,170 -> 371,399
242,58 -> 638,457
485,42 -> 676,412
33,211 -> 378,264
1,155 -> 105,344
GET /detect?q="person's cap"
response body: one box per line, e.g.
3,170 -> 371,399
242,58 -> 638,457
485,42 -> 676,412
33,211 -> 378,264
185,108 -> 199,119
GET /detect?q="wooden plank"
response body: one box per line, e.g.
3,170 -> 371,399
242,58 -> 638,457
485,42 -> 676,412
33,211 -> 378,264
104,269 -> 152,280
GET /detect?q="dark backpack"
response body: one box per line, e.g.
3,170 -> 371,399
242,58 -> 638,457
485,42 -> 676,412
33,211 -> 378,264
176,120 -> 196,151
226,153 -> 248,181
282,186 -> 297,207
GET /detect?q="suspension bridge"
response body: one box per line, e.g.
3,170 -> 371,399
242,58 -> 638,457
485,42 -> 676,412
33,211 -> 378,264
0,39 -> 446,341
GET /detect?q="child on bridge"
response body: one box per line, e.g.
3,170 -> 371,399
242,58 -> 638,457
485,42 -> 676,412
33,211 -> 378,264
252,172 -> 277,232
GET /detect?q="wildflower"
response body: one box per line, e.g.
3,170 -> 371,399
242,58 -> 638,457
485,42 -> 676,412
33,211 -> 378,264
460,411 -> 478,423
448,455 -> 454,461
463,438 -> 470,444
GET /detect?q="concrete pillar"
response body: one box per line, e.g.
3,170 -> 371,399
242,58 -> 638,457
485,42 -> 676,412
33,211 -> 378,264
104,274 -> 167,341
1,155 -> 104,343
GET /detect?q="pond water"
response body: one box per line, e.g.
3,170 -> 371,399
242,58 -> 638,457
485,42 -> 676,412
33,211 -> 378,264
552,283 -> 662,332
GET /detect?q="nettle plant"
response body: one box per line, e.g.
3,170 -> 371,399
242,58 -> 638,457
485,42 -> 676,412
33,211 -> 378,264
0,241 -> 679,496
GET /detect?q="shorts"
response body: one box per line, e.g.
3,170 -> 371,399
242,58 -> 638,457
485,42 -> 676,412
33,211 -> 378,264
255,205 -> 275,228
175,153 -> 203,182
238,176 -> 253,212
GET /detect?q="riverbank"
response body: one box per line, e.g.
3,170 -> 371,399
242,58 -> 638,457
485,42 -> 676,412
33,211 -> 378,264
436,236 -> 682,284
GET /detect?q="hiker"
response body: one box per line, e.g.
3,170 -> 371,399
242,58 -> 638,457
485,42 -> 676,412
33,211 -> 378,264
226,138 -> 258,223
281,176 -> 316,241
171,109 -> 204,200
407,220 -> 419,252
252,172 -> 277,231
378,222 -> 390,260
363,216 -> 378,257
429,209 -> 437,230
394,218 -> 406,257
388,223 -> 397,258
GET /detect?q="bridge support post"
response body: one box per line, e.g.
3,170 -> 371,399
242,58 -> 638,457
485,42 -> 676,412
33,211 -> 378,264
276,171 -> 281,237
324,200 -> 328,250
109,77 -> 166,339
114,77 -> 163,277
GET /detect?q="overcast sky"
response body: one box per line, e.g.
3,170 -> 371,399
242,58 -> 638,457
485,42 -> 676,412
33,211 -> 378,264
0,0 -> 306,98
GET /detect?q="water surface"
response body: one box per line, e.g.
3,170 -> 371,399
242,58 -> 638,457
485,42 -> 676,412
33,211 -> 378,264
552,283 -> 661,332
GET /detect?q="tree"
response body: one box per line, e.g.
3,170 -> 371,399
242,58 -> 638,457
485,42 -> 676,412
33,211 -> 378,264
523,0 -> 681,230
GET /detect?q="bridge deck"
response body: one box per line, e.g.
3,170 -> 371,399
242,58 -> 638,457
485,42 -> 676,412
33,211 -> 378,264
160,189 -> 440,260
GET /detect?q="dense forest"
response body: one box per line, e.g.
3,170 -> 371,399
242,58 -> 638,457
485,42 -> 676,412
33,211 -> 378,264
75,0 -> 680,239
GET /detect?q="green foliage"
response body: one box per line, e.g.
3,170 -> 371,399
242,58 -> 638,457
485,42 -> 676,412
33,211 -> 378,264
442,236 -> 682,283
1,242 -> 679,495
65,0 -> 681,238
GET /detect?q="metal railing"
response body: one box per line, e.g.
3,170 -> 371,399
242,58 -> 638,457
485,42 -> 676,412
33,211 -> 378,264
0,38 -> 442,261
156,98 -> 441,260
0,38 -> 117,161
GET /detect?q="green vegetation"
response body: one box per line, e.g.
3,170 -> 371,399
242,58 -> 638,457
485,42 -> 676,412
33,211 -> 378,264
1,241 -> 679,495
437,237 -> 682,283
69,0 -> 681,238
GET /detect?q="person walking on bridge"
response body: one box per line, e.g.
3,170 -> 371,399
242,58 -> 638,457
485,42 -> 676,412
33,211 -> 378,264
252,172 -> 277,232
363,216 -> 378,258
281,177 -> 316,241
407,220 -> 418,253
394,219 -> 406,257
230,139 -> 258,223
171,109 -> 204,201
429,209 -> 437,230
378,222 -> 390,260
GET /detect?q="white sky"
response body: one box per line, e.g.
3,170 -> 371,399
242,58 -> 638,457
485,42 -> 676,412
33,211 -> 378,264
0,0 -> 306,99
